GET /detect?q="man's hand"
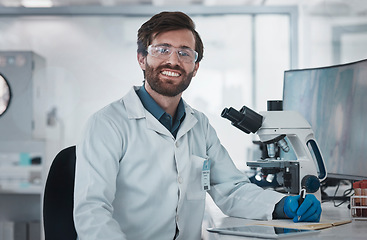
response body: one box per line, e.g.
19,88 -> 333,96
284,194 -> 322,222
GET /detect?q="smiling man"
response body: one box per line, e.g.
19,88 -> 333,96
138,28 -> 199,118
73,11 -> 321,240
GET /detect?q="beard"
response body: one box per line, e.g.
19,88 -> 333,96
145,62 -> 194,97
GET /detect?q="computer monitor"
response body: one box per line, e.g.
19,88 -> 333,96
283,59 -> 367,181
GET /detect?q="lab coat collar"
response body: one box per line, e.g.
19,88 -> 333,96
122,86 -> 198,139
123,86 -> 169,137
176,101 -> 197,140
122,86 -> 146,119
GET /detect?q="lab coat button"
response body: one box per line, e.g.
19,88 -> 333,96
175,141 -> 179,147
178,176 -> 183,184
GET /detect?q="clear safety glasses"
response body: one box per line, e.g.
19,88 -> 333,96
147,45 -> 198,63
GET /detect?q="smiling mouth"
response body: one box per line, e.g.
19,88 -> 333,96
161,70 -> 181,77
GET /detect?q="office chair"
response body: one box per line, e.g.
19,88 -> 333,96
43,146 -> 77,240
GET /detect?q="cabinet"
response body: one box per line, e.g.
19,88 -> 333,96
0,51 -> 47,141
0,51 -> 47,240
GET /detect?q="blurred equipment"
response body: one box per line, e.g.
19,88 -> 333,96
0,51 -> 47,140
221,103 -> 327,200
0,74 -> 11,117
0,51 -> 47,240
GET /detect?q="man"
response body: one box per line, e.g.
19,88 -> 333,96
74,11 -> 321,240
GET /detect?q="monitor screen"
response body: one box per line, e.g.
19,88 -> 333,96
283,59 -> 367,181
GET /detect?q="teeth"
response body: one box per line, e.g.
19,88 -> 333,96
162,70 -> 180,77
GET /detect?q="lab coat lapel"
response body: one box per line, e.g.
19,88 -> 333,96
145,113 -> 172,137
176,103 -> 198,140
123,86 -> 173,137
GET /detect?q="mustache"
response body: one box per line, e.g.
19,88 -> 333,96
157,64 -> 185,73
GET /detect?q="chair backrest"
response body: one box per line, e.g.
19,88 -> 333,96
43,146 -> 77,240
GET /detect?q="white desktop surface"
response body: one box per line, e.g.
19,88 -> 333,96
203,196 -> 366,240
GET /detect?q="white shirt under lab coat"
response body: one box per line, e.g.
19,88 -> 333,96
74,86 -> 285,240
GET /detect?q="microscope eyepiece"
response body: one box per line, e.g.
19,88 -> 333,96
221,105 -> 263,134
221,107 -> 242,123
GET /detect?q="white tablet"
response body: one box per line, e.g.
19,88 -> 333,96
207,225 -> 320,239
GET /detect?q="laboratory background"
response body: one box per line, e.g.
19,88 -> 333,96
0,0 -> 367,239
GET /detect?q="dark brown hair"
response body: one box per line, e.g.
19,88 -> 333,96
137,11 -> 204,63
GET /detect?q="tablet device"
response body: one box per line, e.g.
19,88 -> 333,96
207,225 -> 320,239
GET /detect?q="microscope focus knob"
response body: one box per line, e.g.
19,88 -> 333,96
301,175 -> 320,193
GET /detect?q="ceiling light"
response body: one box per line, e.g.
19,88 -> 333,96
21,0 -> 53,8
1,0 -> 22,7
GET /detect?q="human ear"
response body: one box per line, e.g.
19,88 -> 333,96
137,53 -> 146,70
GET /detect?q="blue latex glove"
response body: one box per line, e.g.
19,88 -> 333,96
284,194 -> 322,222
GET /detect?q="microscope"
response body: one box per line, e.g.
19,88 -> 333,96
221,103 -> 327,201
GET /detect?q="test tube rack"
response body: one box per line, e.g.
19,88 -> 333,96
350,195 -> 367,220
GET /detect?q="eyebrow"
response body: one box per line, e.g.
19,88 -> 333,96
155,43 -> 193,50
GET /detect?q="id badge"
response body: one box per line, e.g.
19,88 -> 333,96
201,159 -> 211,191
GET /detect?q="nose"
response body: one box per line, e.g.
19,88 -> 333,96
166,50 -> 181,64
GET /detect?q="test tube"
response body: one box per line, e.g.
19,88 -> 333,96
353,181 -> 361,217
361,181 -> 367,217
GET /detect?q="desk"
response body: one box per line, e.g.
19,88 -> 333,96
203,197 -> 367,240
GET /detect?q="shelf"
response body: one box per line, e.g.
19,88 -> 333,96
0,165 -> 43,194
0,187 -> 42,195
0,165 -> 42,170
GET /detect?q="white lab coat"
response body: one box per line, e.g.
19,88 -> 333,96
74,86 -> 285,240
